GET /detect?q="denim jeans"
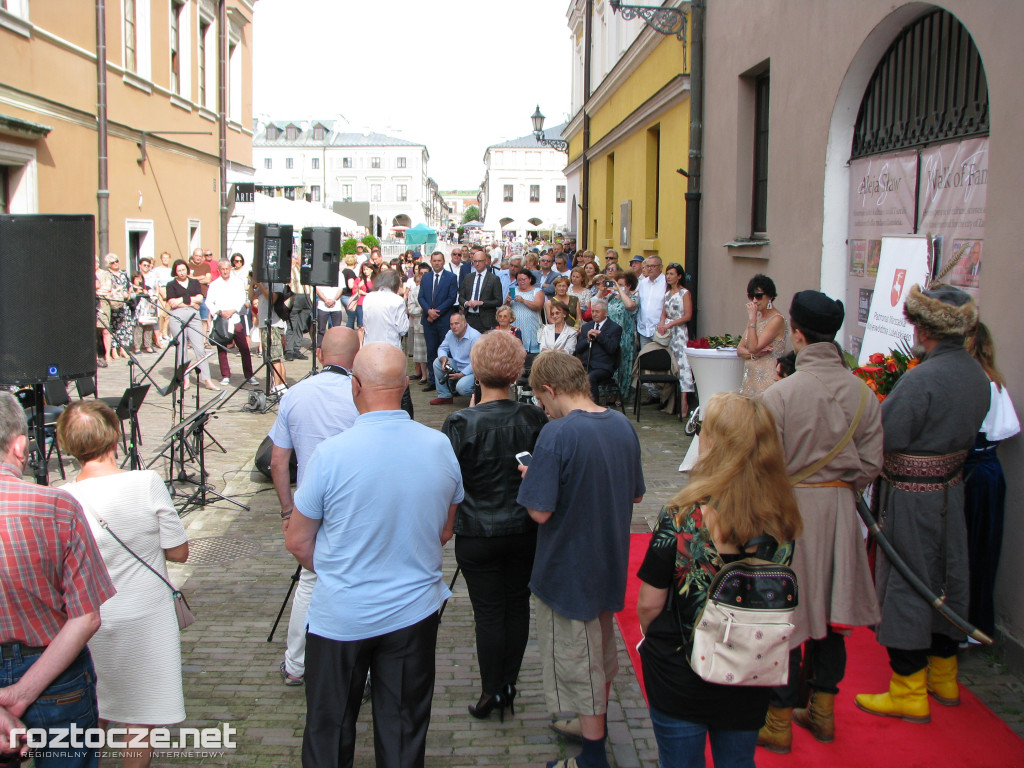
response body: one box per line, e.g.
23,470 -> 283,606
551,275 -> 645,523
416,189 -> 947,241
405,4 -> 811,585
0,646 -> 99,768
648,707 -> 757,768
316,308 -> 344,348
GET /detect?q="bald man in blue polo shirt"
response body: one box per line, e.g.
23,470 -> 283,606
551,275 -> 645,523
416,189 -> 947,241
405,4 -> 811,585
287,342 -> 464,768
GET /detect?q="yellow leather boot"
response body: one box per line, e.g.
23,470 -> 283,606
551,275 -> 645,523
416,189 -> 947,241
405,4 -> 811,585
927,655 -> 961,706
756,706 -> 793,754
793,691 -> 835,743
855,669 -> 930,723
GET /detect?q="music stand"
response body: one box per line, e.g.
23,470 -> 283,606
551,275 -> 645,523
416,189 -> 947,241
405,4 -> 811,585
164,391 -> 248,516
113,383 -> 150,470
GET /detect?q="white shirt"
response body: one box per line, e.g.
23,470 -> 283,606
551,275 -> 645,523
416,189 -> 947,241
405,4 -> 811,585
315,270 -> 345,312
637,273 -> 667,337
206,275 -> 248,325
151,266 -> 172,293
361,289 -> 409,348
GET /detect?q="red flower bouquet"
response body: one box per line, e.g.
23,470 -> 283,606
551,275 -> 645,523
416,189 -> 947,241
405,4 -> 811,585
853,345 -> 920,402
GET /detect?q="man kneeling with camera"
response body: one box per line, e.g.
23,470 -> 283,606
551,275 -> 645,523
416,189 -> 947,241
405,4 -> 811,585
430,312 -> 482,405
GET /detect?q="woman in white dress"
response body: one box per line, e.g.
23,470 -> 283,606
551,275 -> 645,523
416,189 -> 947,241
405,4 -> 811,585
656,262 -> 695,415
537,300 -> 579,352
57,400 -> 190,768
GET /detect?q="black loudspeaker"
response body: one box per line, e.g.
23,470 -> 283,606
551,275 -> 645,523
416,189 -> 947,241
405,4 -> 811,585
299,227 -> 341,287
0,214 -> 97,386
253,223 -> 293,284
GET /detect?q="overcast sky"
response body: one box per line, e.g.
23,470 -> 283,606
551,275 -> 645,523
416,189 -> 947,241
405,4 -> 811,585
252,0 -> 573,190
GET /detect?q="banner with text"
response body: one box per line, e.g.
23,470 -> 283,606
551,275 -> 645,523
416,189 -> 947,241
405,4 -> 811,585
858,235 -> 930,366
845,151 -> 917,358
918,136 -> 988,298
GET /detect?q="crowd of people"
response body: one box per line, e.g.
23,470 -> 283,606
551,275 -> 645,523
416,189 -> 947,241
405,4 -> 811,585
1,234 -> 1012,768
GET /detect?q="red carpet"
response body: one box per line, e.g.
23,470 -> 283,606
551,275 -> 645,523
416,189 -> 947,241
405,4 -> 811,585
616,533 -> 1024,767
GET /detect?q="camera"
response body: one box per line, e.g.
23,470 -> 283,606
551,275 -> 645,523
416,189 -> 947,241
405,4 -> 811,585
439,362 -> 458,385
603,279 -> 615,288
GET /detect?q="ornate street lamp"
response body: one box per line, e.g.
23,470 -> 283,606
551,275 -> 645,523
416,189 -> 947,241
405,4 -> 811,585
531,106 -> 568,153
609,0 -> 687,43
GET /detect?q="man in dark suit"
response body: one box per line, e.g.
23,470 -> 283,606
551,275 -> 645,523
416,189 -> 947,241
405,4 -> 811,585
418,251 -> 459,389
459,251 -> 503,333
574,297 -> 622,403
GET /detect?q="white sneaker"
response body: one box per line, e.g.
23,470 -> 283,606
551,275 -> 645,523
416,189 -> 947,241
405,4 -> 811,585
220,377 -> 231,386
248,377 -> 260,385
273,384 -> 287,394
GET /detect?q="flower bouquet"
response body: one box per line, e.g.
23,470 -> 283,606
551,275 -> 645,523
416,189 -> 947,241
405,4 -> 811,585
853,344 -> 920,402
687,333 -> 742,350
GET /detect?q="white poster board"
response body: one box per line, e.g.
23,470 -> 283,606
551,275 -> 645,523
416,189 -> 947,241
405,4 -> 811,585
857,235 -> 930,366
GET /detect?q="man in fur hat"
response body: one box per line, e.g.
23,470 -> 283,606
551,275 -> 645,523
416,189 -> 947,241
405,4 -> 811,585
856,284 -> 989,723
757,290 -> 884,753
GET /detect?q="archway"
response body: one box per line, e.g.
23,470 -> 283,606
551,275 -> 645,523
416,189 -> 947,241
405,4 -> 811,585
822,4 -> 989,353
392,214 -> 412,228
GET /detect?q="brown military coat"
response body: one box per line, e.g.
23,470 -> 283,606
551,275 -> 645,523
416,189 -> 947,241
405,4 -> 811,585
762,342 -> 884,647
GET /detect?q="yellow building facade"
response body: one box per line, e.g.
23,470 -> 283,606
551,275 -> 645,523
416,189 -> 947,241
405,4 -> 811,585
0,1 -> 254,269
564,0 -> 689,264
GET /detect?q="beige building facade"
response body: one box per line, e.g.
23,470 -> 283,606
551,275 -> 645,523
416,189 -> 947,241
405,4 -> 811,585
699,1 -> 1023,664
0,0 -> 254,270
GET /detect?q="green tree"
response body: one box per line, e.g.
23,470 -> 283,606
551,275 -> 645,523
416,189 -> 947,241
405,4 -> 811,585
341,237 -> 358,255
362,234 -> 381,249
462,206 -> 480,224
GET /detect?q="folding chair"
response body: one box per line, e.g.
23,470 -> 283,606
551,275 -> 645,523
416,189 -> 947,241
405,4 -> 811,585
633,348 -> 681,422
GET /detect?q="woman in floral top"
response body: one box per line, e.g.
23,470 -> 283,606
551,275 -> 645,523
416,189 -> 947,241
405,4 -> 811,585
636,393 -> 802,768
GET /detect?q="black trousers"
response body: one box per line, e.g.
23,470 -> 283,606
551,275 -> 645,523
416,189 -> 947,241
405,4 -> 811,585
302,614 -> 439,768
770,628 -> 847,707
888,634 -> 958,676
287,294 -> 313,353
455,531 -> 536,696
587,366 -> 613,403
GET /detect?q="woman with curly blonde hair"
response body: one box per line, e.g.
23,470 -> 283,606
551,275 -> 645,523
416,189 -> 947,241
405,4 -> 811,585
636,393 -> 801,768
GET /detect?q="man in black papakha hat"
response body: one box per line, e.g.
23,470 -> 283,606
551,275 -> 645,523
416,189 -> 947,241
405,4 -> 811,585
856,283 -> 989,722
757,290 -> 885,754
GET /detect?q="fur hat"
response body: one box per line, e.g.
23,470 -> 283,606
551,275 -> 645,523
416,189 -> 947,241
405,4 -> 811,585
903,283 -> 977,339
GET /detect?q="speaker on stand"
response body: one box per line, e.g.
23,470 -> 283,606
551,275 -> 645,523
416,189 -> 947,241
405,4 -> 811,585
251,223 -> 293,406
0,214 -> 97,484
299,227 -> 341,378
253,222 -> 293,285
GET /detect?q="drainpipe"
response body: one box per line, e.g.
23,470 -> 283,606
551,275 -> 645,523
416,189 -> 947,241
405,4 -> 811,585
684,0 -> 704,337
580,0 -> 593,252
218,0 -> 228,261
96,0 -> 109,256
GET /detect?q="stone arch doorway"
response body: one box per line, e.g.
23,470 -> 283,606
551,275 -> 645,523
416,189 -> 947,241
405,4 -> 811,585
821,5 -> 989,353
392,214 -> 412,228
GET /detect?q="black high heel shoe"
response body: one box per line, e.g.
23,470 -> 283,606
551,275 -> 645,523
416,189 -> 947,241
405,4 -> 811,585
468,691 -> 505,720
502,683 -> 517,718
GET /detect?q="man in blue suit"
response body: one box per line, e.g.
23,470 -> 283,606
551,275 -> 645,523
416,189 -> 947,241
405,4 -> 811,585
418,251 -> 459,389
574,298 -> 622,403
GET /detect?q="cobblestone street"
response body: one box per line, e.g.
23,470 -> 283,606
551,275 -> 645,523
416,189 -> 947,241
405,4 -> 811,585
46,346 -> 1022,767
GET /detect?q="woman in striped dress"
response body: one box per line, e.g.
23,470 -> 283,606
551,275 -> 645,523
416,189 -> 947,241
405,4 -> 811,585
58,400 -> 190,768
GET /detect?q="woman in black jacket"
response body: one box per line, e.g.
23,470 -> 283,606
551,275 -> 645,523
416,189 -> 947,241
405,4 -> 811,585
441,330 -> 547,722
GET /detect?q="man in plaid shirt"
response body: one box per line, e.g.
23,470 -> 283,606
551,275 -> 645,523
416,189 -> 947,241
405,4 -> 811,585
0,391 -> 115,765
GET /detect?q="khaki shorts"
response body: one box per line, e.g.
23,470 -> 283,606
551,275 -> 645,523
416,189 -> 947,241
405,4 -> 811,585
260,327 -> 285,360
534,597 -> 618,717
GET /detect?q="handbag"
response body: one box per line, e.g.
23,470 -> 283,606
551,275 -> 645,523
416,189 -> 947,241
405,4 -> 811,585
211,315 -> 233,346
84,509 -> 196,630
687,537 -> 798,686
